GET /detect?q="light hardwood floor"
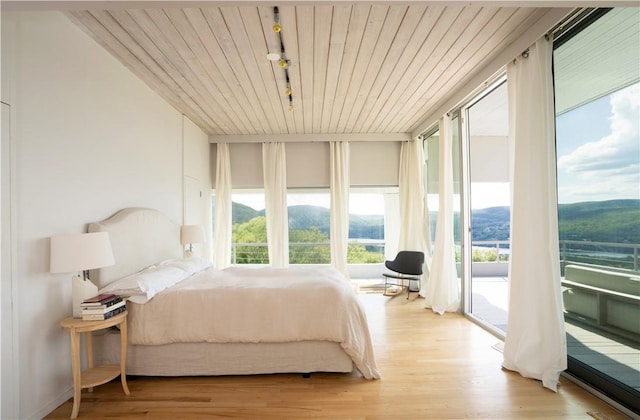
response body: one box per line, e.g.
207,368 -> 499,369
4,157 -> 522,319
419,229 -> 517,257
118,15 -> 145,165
46,292 -> 630,419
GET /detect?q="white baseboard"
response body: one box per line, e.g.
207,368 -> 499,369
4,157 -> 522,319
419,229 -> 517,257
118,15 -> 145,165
30,387 -> 72,420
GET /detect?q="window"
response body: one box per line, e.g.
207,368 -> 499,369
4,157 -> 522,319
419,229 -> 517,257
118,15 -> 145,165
231,191 -> 268,264
285,189 -> 389,264
554,8 -> 639,412
218,142 -> 400,269
229,189 -> 392,266
287,190 -> 331,264
348,190 -> 386,264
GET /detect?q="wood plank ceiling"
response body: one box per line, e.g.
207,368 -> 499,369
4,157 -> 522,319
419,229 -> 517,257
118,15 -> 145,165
67,5 -> 550,137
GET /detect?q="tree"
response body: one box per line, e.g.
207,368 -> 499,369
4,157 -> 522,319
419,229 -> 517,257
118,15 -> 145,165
289,227 -> 330,264
232,217 -> 386,264
347,243 -> 384,263
232,216 -> 268,264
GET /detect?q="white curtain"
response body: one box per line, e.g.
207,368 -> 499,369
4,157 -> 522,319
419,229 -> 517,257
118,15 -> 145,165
262,142 -> 289,268
422,116 -> 460,314
502,37 -> 567,391
330,142 -> 350,277
397,139 -> 431,291
214,143 -> 232,269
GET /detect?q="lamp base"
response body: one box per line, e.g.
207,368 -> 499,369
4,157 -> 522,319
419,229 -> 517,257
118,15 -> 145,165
72,275 -> 98,318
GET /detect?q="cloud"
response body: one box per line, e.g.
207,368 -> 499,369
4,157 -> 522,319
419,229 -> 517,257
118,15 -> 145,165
558,83 -> 639,173
557,83 -> 639,201
558,164 -> 639,202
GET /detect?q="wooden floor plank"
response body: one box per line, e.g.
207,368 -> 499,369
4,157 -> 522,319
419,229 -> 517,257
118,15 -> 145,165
45,293 -> 630,419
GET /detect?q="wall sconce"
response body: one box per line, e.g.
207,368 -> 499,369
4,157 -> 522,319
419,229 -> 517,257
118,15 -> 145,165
180,225 -> 205,257
50,232 -> 115,318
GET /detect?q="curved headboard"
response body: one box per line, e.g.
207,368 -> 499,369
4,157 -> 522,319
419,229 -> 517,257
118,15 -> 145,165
88,208 -> 182,289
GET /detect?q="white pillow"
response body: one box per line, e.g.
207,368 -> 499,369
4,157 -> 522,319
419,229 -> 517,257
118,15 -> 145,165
100,264 -> 190,304
158,257 -> 212,275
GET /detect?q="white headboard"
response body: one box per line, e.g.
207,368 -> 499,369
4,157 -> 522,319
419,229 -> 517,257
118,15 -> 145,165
88,208 -> 182,289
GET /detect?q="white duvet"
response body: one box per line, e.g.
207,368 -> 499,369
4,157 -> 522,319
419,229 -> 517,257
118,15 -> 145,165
126,265 -> 380,379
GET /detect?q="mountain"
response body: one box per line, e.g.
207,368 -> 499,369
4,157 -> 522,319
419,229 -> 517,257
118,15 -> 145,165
558,199 -> 639,243
232,202 -> 262,223
350,213 -> 385,239
471,206 -> 511,242
465,200 -> 640,243
230,199 -> 640,244
288,205 -> 329,233
231,202 -> 384,239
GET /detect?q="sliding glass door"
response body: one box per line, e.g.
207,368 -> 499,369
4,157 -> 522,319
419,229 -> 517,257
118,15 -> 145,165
461,80 -> 511,334
553,8 -> 639,412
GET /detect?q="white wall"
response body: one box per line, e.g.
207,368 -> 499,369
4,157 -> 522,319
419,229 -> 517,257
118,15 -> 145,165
1,11 -> 209,419
183,116 -> 212,259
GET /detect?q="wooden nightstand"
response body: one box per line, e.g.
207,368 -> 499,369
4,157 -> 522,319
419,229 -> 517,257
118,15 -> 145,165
60,311 -> 130,419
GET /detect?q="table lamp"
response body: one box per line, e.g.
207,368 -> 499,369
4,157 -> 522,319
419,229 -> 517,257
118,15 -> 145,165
180,225 -> 205,257
50,231 -> 115,318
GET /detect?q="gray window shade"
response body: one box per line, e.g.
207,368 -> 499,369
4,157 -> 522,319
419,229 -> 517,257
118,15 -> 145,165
287,142 -> 330,187
350,142 -> 401,187
554,8 -> 640,115
229,143 -> 263,189
212,141 -> 401,189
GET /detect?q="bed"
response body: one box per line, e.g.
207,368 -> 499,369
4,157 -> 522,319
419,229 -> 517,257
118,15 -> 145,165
88,207 -> 380,379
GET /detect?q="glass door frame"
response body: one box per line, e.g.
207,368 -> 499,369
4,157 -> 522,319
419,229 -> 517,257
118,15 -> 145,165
459,75 -> 508,337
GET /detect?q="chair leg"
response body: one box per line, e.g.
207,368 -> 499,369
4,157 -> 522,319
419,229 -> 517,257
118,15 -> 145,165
383,276 -> 400,296
406,279 -> 420,300
384,276 -> 393,296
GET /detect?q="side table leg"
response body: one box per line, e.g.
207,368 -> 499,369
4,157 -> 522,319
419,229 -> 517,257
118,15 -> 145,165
69,331 -> 82,419
86,331 -> 93,393
119,319 -> 130,395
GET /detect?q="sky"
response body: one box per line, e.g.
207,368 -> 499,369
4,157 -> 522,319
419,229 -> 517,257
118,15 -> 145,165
556,83 -> 639,204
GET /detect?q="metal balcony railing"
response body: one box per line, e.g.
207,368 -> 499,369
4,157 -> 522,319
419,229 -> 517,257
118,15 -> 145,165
559,239 -> 639,272
231,240 -> 385,265
230,239 -> 640,272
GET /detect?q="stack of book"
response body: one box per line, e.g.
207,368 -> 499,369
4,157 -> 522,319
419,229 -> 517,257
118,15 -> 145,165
80,293 -> 126,321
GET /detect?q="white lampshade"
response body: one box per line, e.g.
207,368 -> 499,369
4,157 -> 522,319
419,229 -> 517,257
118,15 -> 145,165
50,231 -> 115,274
180,225 -> 205,245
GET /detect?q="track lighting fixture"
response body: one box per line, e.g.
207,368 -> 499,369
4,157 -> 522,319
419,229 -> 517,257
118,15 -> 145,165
271,6 -> 293,111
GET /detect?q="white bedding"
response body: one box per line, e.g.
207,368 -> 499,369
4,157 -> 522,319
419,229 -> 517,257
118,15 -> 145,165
124,265 -> 380,379
100,257 -> 212,303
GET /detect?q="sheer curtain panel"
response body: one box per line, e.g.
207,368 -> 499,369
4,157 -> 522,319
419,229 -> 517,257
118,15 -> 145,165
421,116 -> 460,314
502,37 -> 567,391
262,143 -> 289,268
398,140 -> 431,289
214,143 -> 232,269
330,142 -> 350,277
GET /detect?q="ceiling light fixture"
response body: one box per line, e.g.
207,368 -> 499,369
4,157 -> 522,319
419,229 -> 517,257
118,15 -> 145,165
272,6 -> 293,112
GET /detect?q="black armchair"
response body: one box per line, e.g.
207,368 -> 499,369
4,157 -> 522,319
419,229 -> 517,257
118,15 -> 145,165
382,251 -> 425,299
